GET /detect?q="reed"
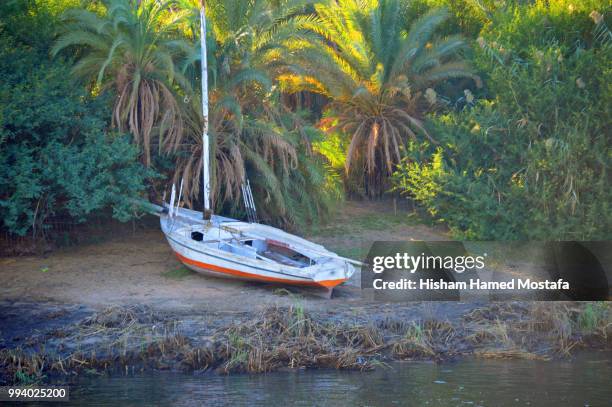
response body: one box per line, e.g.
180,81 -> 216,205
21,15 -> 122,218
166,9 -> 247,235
2,302 -> 610,385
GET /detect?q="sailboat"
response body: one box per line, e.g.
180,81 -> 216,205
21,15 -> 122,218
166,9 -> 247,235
157,4 -> 357,296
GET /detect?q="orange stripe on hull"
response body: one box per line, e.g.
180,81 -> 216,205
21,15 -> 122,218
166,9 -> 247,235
173,251 -> 347,288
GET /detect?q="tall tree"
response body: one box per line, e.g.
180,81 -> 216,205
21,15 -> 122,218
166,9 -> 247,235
286,0 -> 479,195
52,0 -> 191,165
171,0 -> 339,226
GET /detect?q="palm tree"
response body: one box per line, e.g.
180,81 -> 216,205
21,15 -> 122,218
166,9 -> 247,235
285,0 -> 480,196
171,0 -> 339,226
52,0 -> 191,165
175,80 -> 297,214
174,60 -> 336,227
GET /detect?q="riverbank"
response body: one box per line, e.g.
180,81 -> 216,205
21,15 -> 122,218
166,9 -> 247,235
1,201 -> 610,385
0,300 -> 610,385
0,201 -> 446,312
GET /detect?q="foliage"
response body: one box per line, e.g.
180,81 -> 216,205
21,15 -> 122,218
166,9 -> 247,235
171,0 -> 341,227
3,0 -> 610,238
285,0 -> 478,196
392,0 -> 611,239
577,303 -> 610,334
0,11 -> 151,236
401,0 -> 501,39
52,0 -> 191,165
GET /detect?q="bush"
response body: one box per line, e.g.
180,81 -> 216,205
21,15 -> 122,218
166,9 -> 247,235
0,31 -> 152,236
392,1 -> 611,239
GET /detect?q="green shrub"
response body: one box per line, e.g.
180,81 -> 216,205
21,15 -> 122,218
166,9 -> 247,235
0,32 -> 152,236
393,1 -> 611,239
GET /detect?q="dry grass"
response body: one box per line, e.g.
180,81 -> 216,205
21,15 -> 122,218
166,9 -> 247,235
464,302 -> 611,357
391,319 -> 457,360
474,349 -> 549,360
465,319 -> 512,346
0,349 -> 47,384
392,322 -> 435,358
2,302 -> 611,385
216,305 -> 383,373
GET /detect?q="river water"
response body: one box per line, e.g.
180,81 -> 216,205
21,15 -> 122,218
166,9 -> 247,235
38,352 -> 612,406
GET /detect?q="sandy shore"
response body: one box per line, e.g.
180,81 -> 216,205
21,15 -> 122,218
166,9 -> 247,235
1,201 -> 609,384
0,201 -> 446,312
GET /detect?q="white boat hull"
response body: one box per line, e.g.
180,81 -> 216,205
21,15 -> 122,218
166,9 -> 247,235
160,207 -> 355,290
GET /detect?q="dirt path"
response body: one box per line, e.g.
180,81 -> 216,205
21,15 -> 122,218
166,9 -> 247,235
0,200 -> 446,311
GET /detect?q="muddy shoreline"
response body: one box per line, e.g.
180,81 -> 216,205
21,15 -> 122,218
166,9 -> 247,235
1,299 -> 610,385
1,202 -> 610,385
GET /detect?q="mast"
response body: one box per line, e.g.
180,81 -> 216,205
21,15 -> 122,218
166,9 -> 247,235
200,1 -> 211,219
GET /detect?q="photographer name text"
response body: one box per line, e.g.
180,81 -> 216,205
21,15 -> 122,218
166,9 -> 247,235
372,278 -> 570,291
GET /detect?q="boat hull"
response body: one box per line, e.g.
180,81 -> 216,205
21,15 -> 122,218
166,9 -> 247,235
173,250 -> 348,289
160,209 -> 355,292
